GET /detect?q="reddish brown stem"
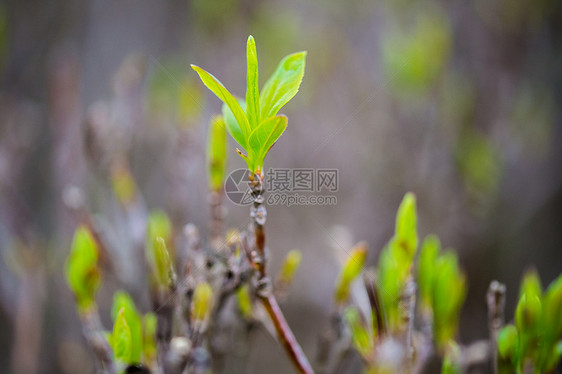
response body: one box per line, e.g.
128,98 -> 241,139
260,294 -> 314,374
249,172 -> 314,374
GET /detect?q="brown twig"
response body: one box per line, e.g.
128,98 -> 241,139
248,172 -> 314,374
363,271 -> 386,339
487,281 -> 506,374
261,293 -> 314,374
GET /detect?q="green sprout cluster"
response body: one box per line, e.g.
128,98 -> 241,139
64,35 -> 562,374
109,292 -> 157,367
65,226 -> 102,313
332,193 -> 468,372
65,225 -> 160,370
192,35 -> 306,175
497,271 -> 562,373
418,235 -> 467,350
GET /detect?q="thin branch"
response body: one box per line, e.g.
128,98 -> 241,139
248,172 -> 315,374
260,293 -> 315,374
363,272 -> 386,339
400,275 -> 416,368
487,281 -> 506,374
81,309 -> 116,373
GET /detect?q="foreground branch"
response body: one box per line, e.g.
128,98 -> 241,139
249,172 -> 314,374
487,281 -> 506,374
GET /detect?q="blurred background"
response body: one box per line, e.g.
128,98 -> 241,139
0,0 -> 561,373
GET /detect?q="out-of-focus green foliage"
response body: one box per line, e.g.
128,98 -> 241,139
416,234 -> 466,350
518,269 -> 542,300
207,115 -> 228,191
456,130 -> 501,201
441,341 -> 461,374
497,272 -> 562,372
191,0 -> 239,35
146,211 -> 175,288
498,324 -> 518,363
278,249 -> 302,286
510,85 -> 554,157
334,242 -> 368,305
192,282 -> 214,323
377,193 -> 418,331
110,307 -> 133,364
152,237 -> 174,287
344,306 -> 373,359
111,291 -> 143,363
236,284 -> 253,319
394,192 -> 418,260
192,36 -> 306,174
146,210 -> 172,249
417,235 -> 440,312
381,10 -> 451,95
143,313 -> 157,365
147,60 -> 203,127
111,162 -> 137,205
65,226 -> 101,313
432,251 -> 466,349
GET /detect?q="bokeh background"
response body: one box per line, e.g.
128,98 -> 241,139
0,0 -> 561,373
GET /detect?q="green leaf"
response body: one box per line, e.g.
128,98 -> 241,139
393,192 -> 418,262
442,341 -> 461,374
111,291 -> 142,363
334,242 -> 368,304
418,234 -> 440,311
236,284 -> 253,319
497,324 -> 518,361
192,282 -> 214,322
245,36 -> 260,128
65,226 -> 101,312
543,275 -> 562,342
278,249 -> 302,286
142,313 -> 157,365
146,210 -> 172,250
111,308 -> 133,363
207,115 -> 228,190
145,211 -> 175,288
515,291 -> 542,365
155,237 -> 174,287
247,115 -> 288,172
191,64 -> 250,146
432,251 -> 466,350
516,293 -> 541,332
260,51 -> 307,120
519,269 -> 542,300
221,100 -> 247,150
344,307 -> 373,359
545,340 -> 562,372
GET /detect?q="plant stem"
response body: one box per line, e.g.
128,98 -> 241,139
400,275 -> 416,367
208,190 -> 224,252
81,309 -> 116,373
261,293 -> 314,374
487,281 -> 506,374
248,172 -> 314,374
363,271 -> 386,339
